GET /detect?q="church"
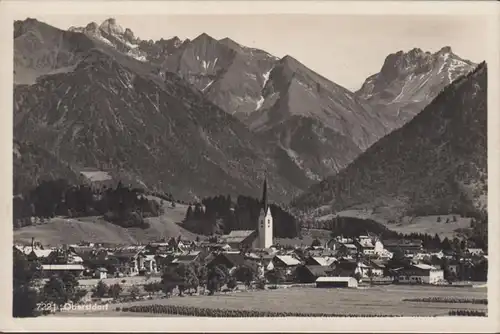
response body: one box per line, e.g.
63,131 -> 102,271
219,177 -> 274,250
257,177 -> 274,249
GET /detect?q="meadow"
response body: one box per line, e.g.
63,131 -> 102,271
57,285 -> 488,317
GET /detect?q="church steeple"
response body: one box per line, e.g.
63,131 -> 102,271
257,172 -> 273,249
261,174 -> 268,212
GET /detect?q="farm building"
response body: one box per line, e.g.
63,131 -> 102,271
316,276 -> 358,288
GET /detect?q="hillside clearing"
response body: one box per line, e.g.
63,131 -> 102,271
314,209 -> 472,238
14,201 -> 201,246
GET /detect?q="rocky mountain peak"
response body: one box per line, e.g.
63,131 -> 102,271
355,46 -> 476,130
99,18 -> 124,36
437,46 -> 453,55
193,32 -> 216,43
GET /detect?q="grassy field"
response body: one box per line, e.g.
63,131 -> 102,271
56,285 -> 488,317
315,208 -> 471,238
14,200 -> 202,246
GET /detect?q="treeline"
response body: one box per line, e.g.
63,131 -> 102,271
13,179 -> 163,229
182,195 -> 300,238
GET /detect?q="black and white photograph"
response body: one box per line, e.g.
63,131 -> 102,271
2,0 -> 498,332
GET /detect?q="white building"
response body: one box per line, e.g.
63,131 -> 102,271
257,177 -> 273,249
316,276 -> 358,288
398,264 -> 444,284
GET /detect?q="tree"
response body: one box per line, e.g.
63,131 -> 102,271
441,237 -> 452,251
92,280 -> 109,298
129,286 -> 140,299
184,206 -> 193,221
108,283 -> 123,299
177,264 -> 199,296
207,265 -> 228,295
226,277 -> 237,290
311,238 -> 322,247
265,269 -> 284,288
233,265 -> 256,289
42,275 -> 69,309
13,252 -> 41,317
162,267 -> 182,297
61,272 -> 86,304
192,262 -> 208,293
367,268 -> 374,285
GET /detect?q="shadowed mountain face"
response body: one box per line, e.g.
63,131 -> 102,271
292,62 -> 487,220
13,17 -> 481,203
13,48 -> 299,201
356,47 -> 476,129
13,140 -> 83,195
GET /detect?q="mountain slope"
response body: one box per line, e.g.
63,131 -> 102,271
14,18 -> 480,204
14,18 -> 97,85
292,62 -> 487,221
13,140 -> 83,195
356,47 -> 476,129
161,34 -> 278,118
13,48 -> 298,201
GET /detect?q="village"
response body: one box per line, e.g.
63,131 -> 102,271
14,226 -> 488,294
12,180 -> 488,317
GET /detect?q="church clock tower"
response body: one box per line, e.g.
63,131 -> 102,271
258,176 -> 273,249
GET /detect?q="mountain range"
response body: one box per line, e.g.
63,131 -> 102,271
292,62 -> 487,223
13,17 -> 479,206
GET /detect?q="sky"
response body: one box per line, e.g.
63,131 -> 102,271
27,14 -> 490,91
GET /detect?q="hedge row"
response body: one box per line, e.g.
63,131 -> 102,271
403,297 -> 488,305
117,304 -> 435,317
448,309 -> 487,316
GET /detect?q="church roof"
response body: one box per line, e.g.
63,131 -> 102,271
222,230 -> 256,244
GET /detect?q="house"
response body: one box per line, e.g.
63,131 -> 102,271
368,260 -> 386,277
331,259 -> 358,277
304,256 -> 336,267
41,264 -> 85,278
272,255 -> 302,277
26,249 -> 55,263
110,247 -> 146,276
142,254 -> 158,273
383,239 -> 423,254
355,237 -> 375,256
273,255 -> 301,269
397,264 -> 444,284
466,248 -> 485,257
316,276 -> 358,288
169,251 -> 202,266
220,230 -> 258,250
208,252 -> 257,274
294,265 -> 333,283
95,267 -> 108,279
337,243 -> 358,256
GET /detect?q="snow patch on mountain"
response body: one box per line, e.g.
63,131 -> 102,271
255,96 -> 264,110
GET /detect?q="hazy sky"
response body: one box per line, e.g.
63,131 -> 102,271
30,14 -> 489,90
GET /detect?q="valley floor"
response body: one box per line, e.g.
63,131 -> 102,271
53,285 -> 487,317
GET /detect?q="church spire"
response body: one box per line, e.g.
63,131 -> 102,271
261,173 -> 268,212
